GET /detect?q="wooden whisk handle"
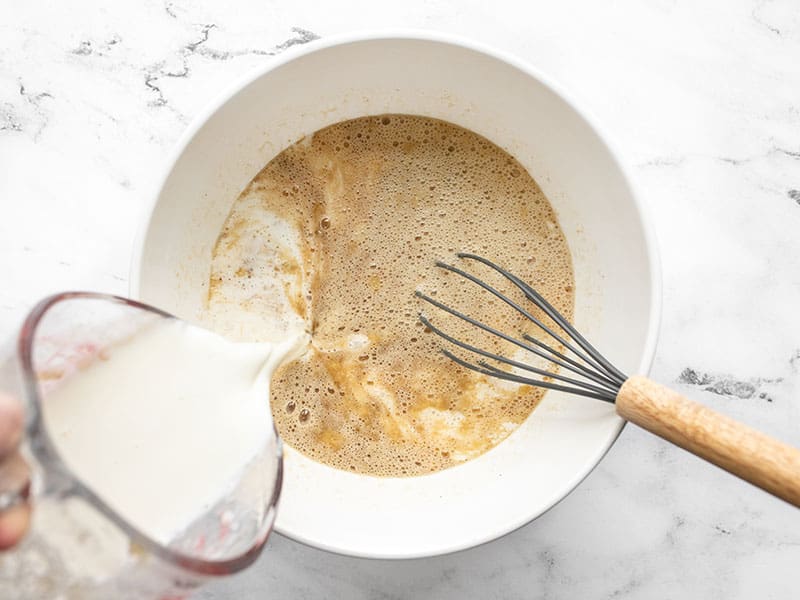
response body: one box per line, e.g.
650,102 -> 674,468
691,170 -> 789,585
616,375 -> 800,508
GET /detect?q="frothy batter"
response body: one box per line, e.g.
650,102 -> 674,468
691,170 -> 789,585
202,115 -> 575,477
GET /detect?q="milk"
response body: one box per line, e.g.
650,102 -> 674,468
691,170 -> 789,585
41,318 -> 307,544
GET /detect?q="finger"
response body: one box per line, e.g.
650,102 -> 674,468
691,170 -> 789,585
0,393 -> 23,459
0,394 -> 30,551
0,452 -> 32,551
0,452 -> 30,496
0,502 -> 31,550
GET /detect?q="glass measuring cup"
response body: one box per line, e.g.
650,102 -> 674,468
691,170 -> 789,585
0,292 -> 283,599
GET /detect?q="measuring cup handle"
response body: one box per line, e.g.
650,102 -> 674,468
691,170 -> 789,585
616,375 -> 800,508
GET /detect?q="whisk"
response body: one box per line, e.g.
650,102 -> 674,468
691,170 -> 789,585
416,253 -> 800,508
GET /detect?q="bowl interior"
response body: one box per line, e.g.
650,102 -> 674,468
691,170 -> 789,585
133,35 -> 658,558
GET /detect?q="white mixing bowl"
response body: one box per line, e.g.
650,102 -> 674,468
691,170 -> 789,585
131,31 -> 661,559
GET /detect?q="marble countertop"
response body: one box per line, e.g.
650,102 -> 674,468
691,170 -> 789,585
2,0 -> 799,598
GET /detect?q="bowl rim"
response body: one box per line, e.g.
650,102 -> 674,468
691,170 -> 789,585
129,29 -> 663,558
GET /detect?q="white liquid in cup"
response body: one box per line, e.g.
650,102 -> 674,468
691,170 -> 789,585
41,318 -> 307,544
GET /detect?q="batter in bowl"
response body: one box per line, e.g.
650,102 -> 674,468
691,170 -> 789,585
201,115 -> 575,477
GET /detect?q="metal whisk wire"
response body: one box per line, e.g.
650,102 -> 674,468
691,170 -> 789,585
415,253 -> 627,404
